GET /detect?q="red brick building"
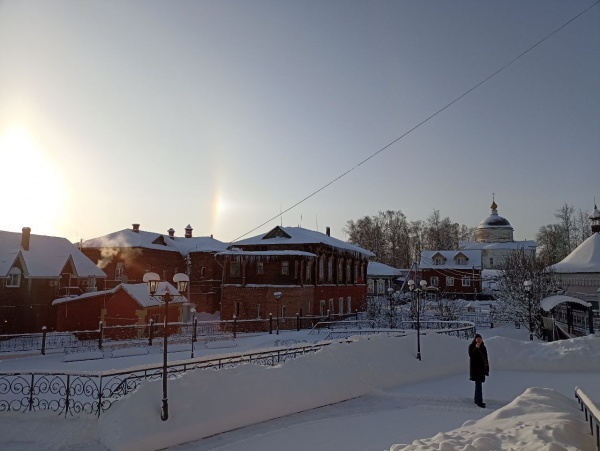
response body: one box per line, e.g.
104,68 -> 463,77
217,226 -> 374,320
80,224 -> 227,317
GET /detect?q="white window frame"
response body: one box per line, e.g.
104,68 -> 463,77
328,298 -> 334,314
281,261 -> 289,275
327,258 -> 333,282
462,276 -> 471,287
367,279 -> 374,294
7,268 -> 21,287
430,276 -> 439,287
377,279 -> 385,294
446,277 -> 454,287
256,261 -> 264,275
115,262 -> 124,281
339,297 -> 344,315
347,296 -> 352,314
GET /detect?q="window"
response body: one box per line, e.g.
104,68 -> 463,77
151,314 -> 160,324
234,302 -> 240,317
306,261 -> 313,283
327,258 -> 333,282
456,258 -> 466,265
339,297 -> 344,315
281,261 -> 289,275
281,305 -> 286,321
200,266 -> 205,278
320,300 -> 325,316
354,262 -> 359,283
337,260 -> 343,283
87,276 -> 96,288
230,262 -> 240,277
433,257 -> 444,265
446,277 -> 454,287
430,276 -> 439,287
489,258 -> 494,267
346,262 -> 351,283
115,263 -> 124,281
256,261 -> 264,275
347,297 -> 352,314
377,279 -> 385,294
328,298 -> 334,314
7,267 -> 21,287
319,257 -> 325,281
367,279 -> 374,294
462,276 -> 470,287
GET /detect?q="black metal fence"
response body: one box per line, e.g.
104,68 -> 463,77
0,342 -> 330,418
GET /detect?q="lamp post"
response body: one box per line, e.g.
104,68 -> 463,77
190,307 -> 197,359
274,291 -> 282,335
387,287 -> 394,328
524,280 -> 533,341
408,279 -> 427,360
143,271 -> 189,421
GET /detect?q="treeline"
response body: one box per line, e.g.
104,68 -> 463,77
536,203 -> 592,266
344,210 -> 476,269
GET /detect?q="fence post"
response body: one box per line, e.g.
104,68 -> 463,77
269,313 -> 273,334
41,326 -> 47,355
98,321 -> 103,351
149,319 -> 154,346
233,315 -> 237,339
296,313 -> 300,331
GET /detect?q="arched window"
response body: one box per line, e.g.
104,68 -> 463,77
327,258 -> 333,282
318,256 -> 325,281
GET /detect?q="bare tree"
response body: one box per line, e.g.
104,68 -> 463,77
495,249 -> 556,338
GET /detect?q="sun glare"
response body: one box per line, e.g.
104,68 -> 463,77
0,125 -> 67,235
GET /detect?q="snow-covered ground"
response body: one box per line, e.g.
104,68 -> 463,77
0,323 -> 598,450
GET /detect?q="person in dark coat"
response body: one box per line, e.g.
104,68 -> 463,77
468,333 -> 489,408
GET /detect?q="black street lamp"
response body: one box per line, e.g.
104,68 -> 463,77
407,279 -> 427,360
524,280 -> 533,341
190,307 -> 197,359
143,271 -> 189,421
274,291 -> 282,335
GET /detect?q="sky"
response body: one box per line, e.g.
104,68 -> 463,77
0,323 -> 599,450
1,1 -> 599,245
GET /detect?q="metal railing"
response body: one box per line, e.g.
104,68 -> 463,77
0,341 -> 331,418
575,386 -> 600,450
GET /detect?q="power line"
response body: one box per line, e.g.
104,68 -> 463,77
231,1 -> 600,243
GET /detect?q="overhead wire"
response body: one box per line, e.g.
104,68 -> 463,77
231,0 -> 600,244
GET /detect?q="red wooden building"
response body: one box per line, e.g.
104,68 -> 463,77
53,282 -> 187,331
419,250 -> 482,298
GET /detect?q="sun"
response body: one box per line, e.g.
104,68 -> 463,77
0,124 -> 67,235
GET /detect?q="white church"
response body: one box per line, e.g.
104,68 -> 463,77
459,198 -> 537,270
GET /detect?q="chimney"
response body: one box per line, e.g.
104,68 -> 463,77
185,224 -> 193,238
21,227 -> 31,251
326,226 -> 330,237
168,228 -> 175,239
132,224 -> 140,233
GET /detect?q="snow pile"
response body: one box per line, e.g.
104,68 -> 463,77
391,387 -> 594,450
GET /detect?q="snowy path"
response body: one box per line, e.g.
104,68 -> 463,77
169,370 -> 600,451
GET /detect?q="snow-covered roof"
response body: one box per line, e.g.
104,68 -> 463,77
459,240 -> 537,251
552,233 -> 600,274
233,226 -> 375,258
81,228 -> 228,255
540,295 -> 592,312
217,249 -> 317,258
367,262 -> 402,277
0,230 -> 106,278
52,282 -> 187,308
420,250 -> 481,269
